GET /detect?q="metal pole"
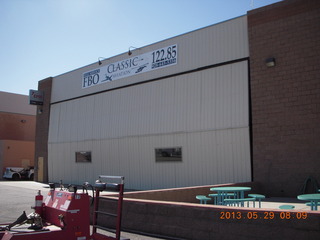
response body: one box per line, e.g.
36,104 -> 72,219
92,189 -> 100,234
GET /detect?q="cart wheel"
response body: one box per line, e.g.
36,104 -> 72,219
29,174 -> 34,181
12,173 -> 20,181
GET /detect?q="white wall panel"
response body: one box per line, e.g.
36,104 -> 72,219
48,58 -> 250,189
49,61 -> 248,143
51,16 -> 248,103
48,127 -> 250,189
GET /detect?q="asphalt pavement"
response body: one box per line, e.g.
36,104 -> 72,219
0,180 -> 166,240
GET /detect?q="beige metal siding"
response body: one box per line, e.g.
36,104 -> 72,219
0,91 -> 36,115
48,60 -> 250,189
49,61 -> 248,142
48,128 -> 250,190
51,16 -> 248,103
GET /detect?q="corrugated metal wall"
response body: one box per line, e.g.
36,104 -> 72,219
50,16 -> 248,103
48,61 -> 251,189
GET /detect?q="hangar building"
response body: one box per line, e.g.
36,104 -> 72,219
35,0 -> 320,196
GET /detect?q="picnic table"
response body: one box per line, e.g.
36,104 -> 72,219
210,186 -> 251,206
297,193 -> 320,210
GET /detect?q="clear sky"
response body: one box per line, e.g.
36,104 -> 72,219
0,0 -> 282,95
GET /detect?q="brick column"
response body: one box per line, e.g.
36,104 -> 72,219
248,0 -> 320,196
34,77 -> 52,182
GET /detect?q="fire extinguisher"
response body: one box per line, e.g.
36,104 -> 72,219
34,190 -> 43,216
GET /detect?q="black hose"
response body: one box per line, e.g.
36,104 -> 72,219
82,182 -> 95,205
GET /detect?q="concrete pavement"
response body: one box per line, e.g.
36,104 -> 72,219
0,181 -> 49,223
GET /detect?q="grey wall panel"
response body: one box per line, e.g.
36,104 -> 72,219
50,16 -> 248,103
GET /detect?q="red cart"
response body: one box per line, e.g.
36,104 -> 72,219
0,176 -> 128,240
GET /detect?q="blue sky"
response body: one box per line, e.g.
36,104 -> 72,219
0,0 -> 282,95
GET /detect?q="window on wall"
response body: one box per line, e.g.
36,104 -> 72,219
155,147 -> 182,162
75,151 -> 92,163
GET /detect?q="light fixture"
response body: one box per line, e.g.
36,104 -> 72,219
128,46 -> 139,56
38,108 -> 43,114
265,57 -> 276,67
98,57 -> 106,65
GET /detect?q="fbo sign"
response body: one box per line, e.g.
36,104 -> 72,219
82,44 -> 178,89
83,69 -> 100,88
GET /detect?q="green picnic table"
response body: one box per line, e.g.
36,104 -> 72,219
297,193 -> 320,210
210,186 -> 251,206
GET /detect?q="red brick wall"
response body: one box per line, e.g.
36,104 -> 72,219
0,112 -> 36,141
0,140 -> 35,178
248,0 -> 320,197
1,140 -> 35,166
97,195 -> 320,239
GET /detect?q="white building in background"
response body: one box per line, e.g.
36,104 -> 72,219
45,16 -> 251,190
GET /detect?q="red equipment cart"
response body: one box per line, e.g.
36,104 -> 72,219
0,176 -> 129,240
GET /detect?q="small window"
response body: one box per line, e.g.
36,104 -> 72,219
75,151 -> 92,163
155,147 -> 182,162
